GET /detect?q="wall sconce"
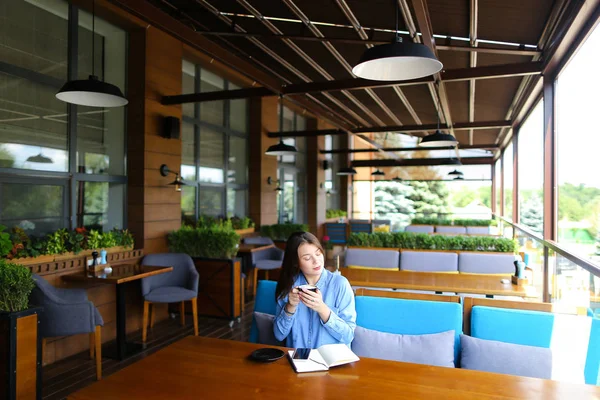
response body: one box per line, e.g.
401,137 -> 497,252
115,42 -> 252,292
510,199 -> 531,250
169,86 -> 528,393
160,164 -> 187,192
267,176 -> 283,192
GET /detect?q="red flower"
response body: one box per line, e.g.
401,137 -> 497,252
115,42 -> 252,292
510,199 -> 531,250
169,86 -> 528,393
322,236 -> 330,242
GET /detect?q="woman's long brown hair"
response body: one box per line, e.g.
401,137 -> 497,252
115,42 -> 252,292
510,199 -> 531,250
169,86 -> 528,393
275,231 -> 324,301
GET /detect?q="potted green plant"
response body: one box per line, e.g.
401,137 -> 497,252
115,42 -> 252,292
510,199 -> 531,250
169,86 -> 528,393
0,261 -> 41,399
259,223 -> 310,249
168,225 -> 242,321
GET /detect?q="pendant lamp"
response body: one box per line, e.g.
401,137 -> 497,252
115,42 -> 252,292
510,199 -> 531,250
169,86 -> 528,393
26,152 -> 53,164
453,175 -> 464,180
448,169 -> 463,176
266,95 -> 298,156
337,166 -> 357,176
352,1 -> 442,81
371,169 -> 385,177
419,89 -> 457,147
56,0 -> 128,107
392,176 -> 403,182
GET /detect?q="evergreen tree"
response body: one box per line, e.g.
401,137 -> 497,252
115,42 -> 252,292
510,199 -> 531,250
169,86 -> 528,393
407,181 -> 449,218
520,195 -> 543,235
374,181 -> 415,229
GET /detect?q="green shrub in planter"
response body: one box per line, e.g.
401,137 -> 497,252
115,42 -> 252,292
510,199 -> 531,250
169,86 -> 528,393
0,261 -> 35,312
326,209 -> 347,219
348,232 -> 517,253
168,225 -> 240,259
259,223 -> 310,241
411,217 -> 493,227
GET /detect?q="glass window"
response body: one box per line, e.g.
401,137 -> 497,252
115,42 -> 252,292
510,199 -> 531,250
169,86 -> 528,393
200,69 -> 224,127
182,60 -> 195,118
227,188 -> 247,217
181,185 -> 196,224
76,182 -> 124,231
518,101 -> 544,235
503,142 -> 513,220
228,136 -> 247,184
556,23 -> 600,262
229,83 -> 247,133
181,122 -> 195,180
199,128 -> 224,184
1,182 -> 66,235
199,188 -> 223,217
495,159 -> 501,213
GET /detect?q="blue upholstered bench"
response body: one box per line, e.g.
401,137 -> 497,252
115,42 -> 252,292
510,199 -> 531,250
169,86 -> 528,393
435,226 -> 467,235
355,296 -> 463,365
345,248 -> 400,270
458,253 -> 515,275
249,280 -> 277,343
585,317 -> 600,385
405,225 -> 434,234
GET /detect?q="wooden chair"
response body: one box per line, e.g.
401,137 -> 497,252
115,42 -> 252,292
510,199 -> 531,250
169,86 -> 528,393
355,288 -> 461,303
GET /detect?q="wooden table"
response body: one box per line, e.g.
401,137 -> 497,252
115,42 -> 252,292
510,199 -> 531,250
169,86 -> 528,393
63,264 -> 173,360
341,268 -> 538,298
68,336 -> 600,399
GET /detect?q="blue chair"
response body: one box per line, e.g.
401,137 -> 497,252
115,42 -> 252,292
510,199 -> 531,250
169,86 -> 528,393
585,317 -> 600,385
140,253 -> 199,343
243,237 -> 284,297
249,280 -> 278,343
30,274 -> 104,380
325,223 -> 348,244
355,295 -> 463,365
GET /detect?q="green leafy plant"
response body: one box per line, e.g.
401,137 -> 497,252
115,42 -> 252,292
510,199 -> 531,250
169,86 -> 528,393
0,260 -> 35,312
26,237 -> 47,258
100,231 -> 117,249
230,216 -> 255,230
326,209 -> 348,219
46,229 -> 69,255
259,223 -> 310,241
168,225 -> 240,259
68,227 -> 88,255
87,230 -> 102,250
112,228 -> 134,249
348,232 -> 517,253
411,218 -> 493,227
0,225 -> 12,258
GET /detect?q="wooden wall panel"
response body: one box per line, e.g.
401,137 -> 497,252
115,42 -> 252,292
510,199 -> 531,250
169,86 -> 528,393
307,118 -> 327,237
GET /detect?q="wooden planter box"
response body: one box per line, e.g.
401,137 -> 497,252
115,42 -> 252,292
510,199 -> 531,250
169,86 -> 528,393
8,246 -> 134,266
192,257 -> 242,322
234,227 -> 255,237
325,217 -> 347,223
0,307 -> 42,400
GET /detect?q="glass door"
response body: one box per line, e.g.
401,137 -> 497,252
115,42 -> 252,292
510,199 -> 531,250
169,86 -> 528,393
279,168 -> 296,223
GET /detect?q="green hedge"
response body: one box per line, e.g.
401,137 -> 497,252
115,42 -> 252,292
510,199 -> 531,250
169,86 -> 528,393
168,225 -> 240,259
259,224 -> 310,241
326,209 -> 348,219
0,260 -> 35,312
411,218 -> 494,227
347,232 -> 516,253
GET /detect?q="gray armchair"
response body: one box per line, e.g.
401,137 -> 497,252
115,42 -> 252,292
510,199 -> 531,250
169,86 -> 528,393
30,274 -> 103,380
140,253 -> 199,343
243,237 -> 284,296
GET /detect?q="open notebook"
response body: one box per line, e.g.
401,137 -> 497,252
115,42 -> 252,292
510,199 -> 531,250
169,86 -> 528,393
287,344 -> 360,373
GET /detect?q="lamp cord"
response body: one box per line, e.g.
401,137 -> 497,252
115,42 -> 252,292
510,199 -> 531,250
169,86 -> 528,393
92,0 -> 95,77
395,0 -> 399,43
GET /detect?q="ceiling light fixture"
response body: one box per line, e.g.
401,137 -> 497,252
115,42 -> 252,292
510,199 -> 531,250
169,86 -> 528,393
26,152 -> 53,164
351,0 -> 442,81
371,169 -> 385,177
265,95 -> 298,156
448,169 -> 464,176
337,166 -> 357,176
392,176 -> 403,182
453,175 -> 464,180
56,0 -> 128,107
419,85 -> 458,147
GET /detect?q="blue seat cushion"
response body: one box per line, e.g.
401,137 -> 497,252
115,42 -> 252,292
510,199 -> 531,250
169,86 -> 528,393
345,248 -> 399,269
458,253 -> 514,274
145,286 -> 197,303
471,306 -> 554,348
584,317 -> 600,385
255,260 -> 282,270
355,296 -> 463,365
400,250 -> 458,272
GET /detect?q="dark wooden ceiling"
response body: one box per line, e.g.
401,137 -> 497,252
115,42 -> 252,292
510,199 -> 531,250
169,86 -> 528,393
145,0 -> 573,153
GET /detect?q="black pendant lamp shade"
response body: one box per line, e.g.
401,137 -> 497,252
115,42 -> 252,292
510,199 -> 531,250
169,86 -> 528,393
265,139 -> 297,156
419,130 -> 458,147
266,95 -> 298,156
56,75 -> 128,107
337,166 -> 357,176
448,169 -> 464,176
371,169 -> 385,177
392,176 -> 403,182
453,175 -> 465,180
56,0 -> 127,108
352,40 -> 443,81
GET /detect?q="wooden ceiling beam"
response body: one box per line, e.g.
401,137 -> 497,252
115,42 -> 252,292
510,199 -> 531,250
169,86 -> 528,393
351,120 -> 512,134
352,157 -> 493,167
162,63 -> 542,104
267,129 -> 345,138
321,144 -> 499,154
